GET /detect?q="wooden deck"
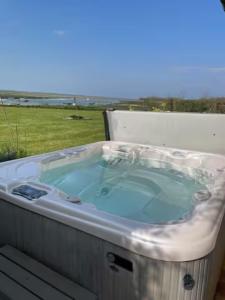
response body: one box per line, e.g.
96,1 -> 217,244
0,245 -> 96,300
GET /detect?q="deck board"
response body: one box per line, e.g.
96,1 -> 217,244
0,272 -> 40,300
0,245 -> 97,300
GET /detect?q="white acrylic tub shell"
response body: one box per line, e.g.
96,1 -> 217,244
0,141 -> 225,262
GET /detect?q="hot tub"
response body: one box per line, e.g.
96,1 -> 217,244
0,141 -> 225,300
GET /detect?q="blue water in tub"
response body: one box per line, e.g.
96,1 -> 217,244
40,154 -> 207,224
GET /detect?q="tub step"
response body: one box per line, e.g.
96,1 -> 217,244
0,245 -> 97,300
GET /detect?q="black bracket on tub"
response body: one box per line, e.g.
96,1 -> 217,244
102,109 -> 115,141
106,252 -> 133,273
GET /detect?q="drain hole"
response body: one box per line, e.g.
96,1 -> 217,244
183,274 -> 195,290
100,187 -> 110,196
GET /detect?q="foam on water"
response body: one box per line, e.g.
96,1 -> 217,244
40,154 -> 207,224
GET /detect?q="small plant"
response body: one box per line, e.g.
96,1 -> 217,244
151,106 -> 162,112
0,144 -> 27,162
151,102 -> 167,112
0,103 -> 28,162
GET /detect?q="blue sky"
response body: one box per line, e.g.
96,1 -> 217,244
0,0 -> 225,98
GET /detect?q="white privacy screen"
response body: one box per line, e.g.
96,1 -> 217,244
106,111 -> 225,155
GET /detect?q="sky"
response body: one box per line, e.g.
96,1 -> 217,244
0,0 -> 225,99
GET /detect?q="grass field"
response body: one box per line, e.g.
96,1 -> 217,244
0,106 -> 105,156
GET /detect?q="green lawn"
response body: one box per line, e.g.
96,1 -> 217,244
0,106 -> 105,156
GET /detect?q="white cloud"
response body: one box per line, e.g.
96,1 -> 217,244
173,66 -> 225,74
53,30 -> 65,37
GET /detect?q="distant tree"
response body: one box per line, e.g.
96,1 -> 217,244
221,0 -> 225,10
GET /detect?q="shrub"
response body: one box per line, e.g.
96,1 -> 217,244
0,144 -> 27,162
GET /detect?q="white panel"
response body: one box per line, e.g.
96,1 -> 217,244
107,111 -> 225,154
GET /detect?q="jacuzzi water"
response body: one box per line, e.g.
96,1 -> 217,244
40,153 -> 207,224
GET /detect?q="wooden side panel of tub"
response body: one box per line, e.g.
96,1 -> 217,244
0,198 -> 222,300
